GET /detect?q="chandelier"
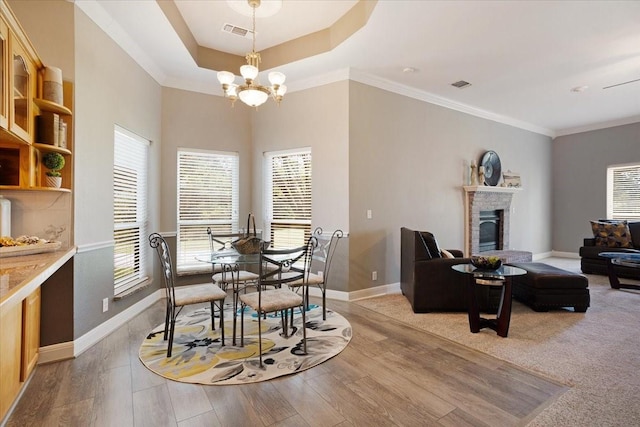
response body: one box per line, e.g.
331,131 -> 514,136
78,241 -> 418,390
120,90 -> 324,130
217,0 -> 286,108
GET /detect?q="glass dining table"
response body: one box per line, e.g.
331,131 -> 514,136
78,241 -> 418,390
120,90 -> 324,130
196,247 -> 306,345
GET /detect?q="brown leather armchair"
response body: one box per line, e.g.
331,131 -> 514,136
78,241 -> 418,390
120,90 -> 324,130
400,227 -> 500,313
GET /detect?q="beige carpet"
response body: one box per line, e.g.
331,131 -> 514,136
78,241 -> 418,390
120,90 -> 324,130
354,258 -> 640,426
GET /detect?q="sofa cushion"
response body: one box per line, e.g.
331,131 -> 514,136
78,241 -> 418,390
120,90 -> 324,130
419,232 -> 441,259
590,220 -> 633,248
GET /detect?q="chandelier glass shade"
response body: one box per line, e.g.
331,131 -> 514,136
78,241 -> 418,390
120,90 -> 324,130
217,0 -> 286,108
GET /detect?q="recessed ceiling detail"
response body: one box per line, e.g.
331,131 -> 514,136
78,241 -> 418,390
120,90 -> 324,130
159,0 -> 377,73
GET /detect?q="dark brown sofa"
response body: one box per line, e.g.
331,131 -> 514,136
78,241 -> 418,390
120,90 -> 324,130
579,220 -> 640,280
400,227 -> 500,313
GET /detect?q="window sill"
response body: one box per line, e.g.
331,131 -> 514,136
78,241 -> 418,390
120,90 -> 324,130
114,278 -> 152,300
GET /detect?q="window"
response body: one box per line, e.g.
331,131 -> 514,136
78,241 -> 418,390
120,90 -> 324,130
607,163 -> 640,220
113,126 -> 149,295
177,149 -> 239,272
265,149 -> 312,249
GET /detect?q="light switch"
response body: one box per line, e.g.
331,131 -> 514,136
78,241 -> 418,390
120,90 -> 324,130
367,209 -> 372,219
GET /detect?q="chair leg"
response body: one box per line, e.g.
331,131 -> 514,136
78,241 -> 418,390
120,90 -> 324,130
163,302 -> 171,340
210,301 -> 216,330
258,309 -> 263,368
167,308 -> 176,358
240,302 -> 245,347
302,303 -> 307,355
322,283 -> 327,321
219,299 -> 225,346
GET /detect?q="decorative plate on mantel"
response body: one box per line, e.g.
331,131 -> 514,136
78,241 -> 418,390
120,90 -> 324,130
480,150 -> 502,186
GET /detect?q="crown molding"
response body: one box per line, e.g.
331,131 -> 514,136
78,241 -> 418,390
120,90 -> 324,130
554,115 -> 640,138
347,69 -> 556,138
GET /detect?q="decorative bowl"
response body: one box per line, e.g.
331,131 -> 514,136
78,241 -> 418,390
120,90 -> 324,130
471,255 -> 502,270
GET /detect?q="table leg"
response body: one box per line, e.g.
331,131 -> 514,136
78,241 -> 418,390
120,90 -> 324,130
606,259 -> 621,289
495,278 -> 513,337
467,276 -> 481,333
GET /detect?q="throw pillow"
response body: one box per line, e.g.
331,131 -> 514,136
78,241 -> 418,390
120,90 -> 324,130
440,249 -> 455,258
590,220 -> 633,248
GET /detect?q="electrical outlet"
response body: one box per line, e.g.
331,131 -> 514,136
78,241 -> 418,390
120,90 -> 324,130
367,209 -> 372,219
317,271 -> 323,279
102,298 -> 108,313
372,271 -> 377,281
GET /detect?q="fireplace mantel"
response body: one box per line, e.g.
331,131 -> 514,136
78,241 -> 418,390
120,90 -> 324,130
463,185 -> 521,256
463,185 -> 522,194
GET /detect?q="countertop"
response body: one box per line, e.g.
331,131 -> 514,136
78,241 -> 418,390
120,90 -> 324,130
0,247 -> 76,308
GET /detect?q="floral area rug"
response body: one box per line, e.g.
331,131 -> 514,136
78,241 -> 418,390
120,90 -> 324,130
138,304 -> 352,385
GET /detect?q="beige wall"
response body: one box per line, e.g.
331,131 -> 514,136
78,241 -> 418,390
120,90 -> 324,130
159,87 -> 252,233
552,122 -> 640,253
251,81 -> 351,292
348,81 -> 553,291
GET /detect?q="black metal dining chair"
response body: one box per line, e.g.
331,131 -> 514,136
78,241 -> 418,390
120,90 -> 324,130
239,238 -> 314,367
149,233 -> 227,357
288,228 -> 343,320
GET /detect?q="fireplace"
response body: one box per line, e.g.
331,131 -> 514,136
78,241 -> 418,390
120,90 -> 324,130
478,210 -> 502,252
463,186 -> 519,256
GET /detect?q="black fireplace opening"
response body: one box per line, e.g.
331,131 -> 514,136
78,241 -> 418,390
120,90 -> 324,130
479,210 -> 502,252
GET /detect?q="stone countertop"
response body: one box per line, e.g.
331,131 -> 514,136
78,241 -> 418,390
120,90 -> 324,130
0,247 -> 76,308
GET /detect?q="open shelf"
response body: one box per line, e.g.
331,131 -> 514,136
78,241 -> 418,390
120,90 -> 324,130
33,98 -> 72,116
33,143 -> 71,156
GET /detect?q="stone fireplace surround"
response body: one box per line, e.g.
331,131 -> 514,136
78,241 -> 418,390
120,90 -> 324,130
463,186 -> 521,256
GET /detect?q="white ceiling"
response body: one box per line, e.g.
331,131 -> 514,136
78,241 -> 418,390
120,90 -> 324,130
75,0 -> 640,137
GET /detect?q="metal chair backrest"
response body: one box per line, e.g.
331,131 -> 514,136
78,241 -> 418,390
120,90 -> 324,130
149,232 -> 176,307
312,228 -> 344,279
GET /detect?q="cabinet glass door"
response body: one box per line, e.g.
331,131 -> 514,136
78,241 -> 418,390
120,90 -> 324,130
12,53 -> 28,133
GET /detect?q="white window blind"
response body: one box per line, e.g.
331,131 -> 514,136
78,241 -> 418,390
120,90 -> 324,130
265,149 -> 312,249
608,164 -> 640,220
113,126 -> 149,295
177,149 -> 239,272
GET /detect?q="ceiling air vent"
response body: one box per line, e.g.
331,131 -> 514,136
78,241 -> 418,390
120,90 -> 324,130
222,23 -> 254,39
451,80 -> 472,89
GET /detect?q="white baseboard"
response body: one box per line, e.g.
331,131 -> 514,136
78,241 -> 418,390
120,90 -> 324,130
73,289 -> 164,358
306,282 -> 401,302
551,250 -> 580,259
533,251 -> 553,260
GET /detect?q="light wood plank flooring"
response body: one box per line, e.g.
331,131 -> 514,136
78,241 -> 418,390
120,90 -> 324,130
5,298 -> 567,426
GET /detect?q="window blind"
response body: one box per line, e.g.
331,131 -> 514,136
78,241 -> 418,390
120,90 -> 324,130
266,149 -> 312,249
177,149 -> 239,272
609,164 -> 640,220
113,126 -> 149,294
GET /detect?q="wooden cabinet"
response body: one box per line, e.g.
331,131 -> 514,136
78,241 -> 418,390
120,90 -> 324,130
0,301 -> 22,419
21,287 -> 41,381
0,287 -> 41,421
0,1 -> 72,193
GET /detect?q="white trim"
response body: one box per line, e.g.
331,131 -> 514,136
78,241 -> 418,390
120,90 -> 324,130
73,289 -> 164,357
555,115 -> 640,138
287,68 -> 351,93
532,251 -> 554,261
38,342 -> 75,364
306,282 -> 402,302
76,240 -> 113,253
348,68 -> 556,138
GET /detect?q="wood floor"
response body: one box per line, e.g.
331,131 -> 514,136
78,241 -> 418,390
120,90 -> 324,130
5,298 -> 567,427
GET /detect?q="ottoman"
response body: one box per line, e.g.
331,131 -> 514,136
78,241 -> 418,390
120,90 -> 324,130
507,262 -> 590,312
